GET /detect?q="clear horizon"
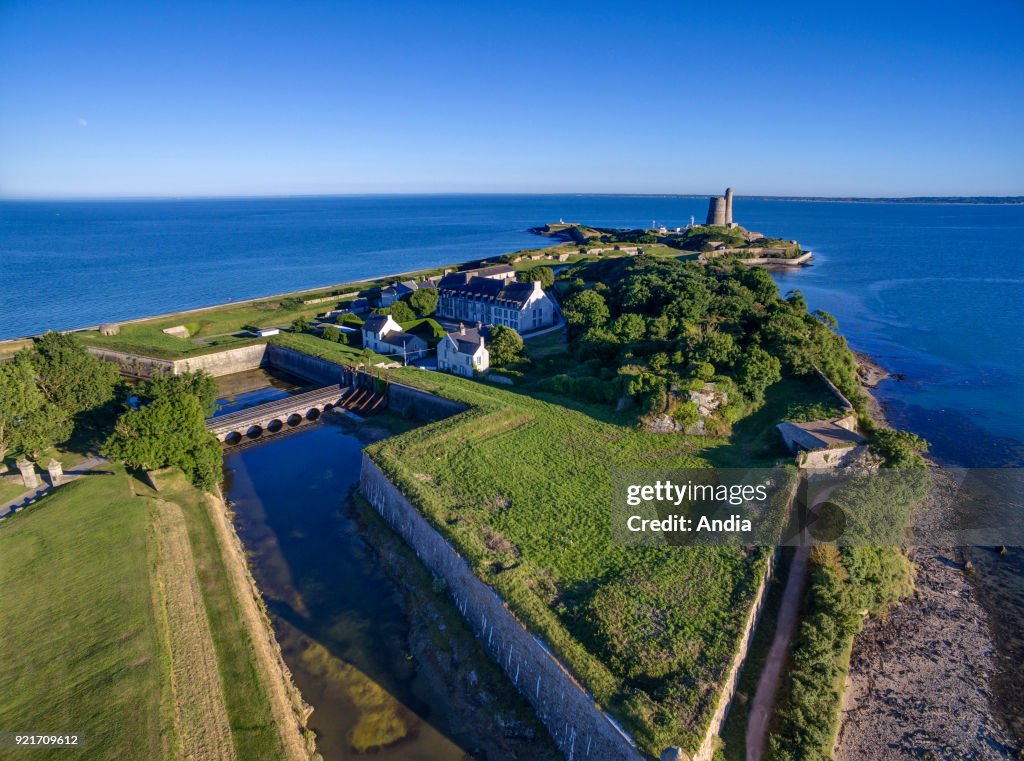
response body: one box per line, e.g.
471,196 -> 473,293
2,0 -> 1022,199
2,191 -> 1023,203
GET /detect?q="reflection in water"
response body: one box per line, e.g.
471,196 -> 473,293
224,417 -> 470,760
213,368 -> 312,417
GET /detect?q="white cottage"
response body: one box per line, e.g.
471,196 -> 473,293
361,314 -> 428,362
438,324 -> 489,378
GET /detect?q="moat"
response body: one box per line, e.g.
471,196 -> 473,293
218,373 -> 556,761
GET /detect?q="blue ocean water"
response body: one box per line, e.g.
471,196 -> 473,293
1,195 -> 1021,466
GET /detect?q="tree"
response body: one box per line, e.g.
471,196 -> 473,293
736,346 -> 782,401
611,313 -> 646,342
290,316 -> 310,333
104,391 -> 222,490
488,325 -> 524,366
28,332 -> 119,421
385,301 -> 416,323
562,290 -> 610,331
0,353 -> 69,461
519,266 -> 554,288
408,287 -> 439,317
322,325 -> 343,343
137,370 -> 219,418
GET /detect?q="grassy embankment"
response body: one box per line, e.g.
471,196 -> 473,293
0,466 -> 308,761
359,365 -> 833,756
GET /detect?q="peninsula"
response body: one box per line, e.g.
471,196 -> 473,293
0,202 -> 936,761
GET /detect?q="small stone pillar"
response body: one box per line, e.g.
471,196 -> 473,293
16,459 -> 39,489
47,458 -> 64,487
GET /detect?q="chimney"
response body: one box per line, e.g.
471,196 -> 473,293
459,322 -> 465,335
532,279 -> 542,293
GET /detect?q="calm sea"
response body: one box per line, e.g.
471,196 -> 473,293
1,195 -> 1021,466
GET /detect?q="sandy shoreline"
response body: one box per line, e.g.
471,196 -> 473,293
834,355 -> 1022,759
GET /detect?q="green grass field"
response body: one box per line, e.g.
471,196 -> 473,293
0,467 -> 299,760
366,368 -> 786,755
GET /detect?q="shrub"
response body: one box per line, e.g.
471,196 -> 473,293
488,325 -> 524,366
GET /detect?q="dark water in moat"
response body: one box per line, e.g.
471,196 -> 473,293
222,392 -> 468,760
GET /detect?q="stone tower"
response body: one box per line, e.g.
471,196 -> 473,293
705,196 -> 727,226
705,187 -> 735,227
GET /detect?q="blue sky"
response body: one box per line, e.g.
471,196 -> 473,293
2,0 -> 1022,198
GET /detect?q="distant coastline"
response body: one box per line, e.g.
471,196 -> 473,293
2,193 -> 1021,204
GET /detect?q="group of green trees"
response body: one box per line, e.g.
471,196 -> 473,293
0,332 -> 120,462
549,255 -> 859,426
0,331 -> 223,490
104,371 -> 222,490
372,286 -> 439,323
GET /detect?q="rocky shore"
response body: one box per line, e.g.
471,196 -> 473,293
834,357 -> 1022,759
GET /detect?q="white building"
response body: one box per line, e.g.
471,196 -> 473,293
437,277 -> 556,333
438,324 -> 489,378
361,314 -> 428,362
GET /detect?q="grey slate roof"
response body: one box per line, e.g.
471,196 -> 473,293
381,331 -> 426,350
440,276 -> 537,307
362,314 -> 390,334
438,264 -> 514,288
447,325 -> 489,354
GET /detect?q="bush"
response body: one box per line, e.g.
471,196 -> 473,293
488,325 -> 524,366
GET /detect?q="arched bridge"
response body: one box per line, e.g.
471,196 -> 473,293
206,382 -> 385,445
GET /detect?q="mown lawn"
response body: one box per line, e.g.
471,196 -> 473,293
0,467 -> 295,760
0,473 -> 166,760
367,368 -> 772,755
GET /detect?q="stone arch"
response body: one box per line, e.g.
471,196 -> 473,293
267,418 -> 283,433
246,424 -> 263,439
224,431 -> 242,446
286,413 -> 302,427
306,407 -> 321,421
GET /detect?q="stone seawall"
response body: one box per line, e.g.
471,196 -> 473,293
360,456 -> 647,761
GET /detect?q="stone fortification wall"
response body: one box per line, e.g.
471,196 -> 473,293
86,347 -> 176,379
174,344 -> 268,376
359,456 -> 647,761
264,344 -> 348,385
387,377 -> 470,420
88,344 -> 267,378
691,553 -> 775,761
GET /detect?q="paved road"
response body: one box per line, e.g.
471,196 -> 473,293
745,544 -> 810,761
0,456 -> 109,519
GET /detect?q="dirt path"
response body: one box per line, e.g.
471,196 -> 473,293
203,493 -> 311,761
745,545 -> 809,761
152,498 -> 236,761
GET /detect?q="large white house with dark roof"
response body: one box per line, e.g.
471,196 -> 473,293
437,276 -> 556,333
437,324 -> 489,377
